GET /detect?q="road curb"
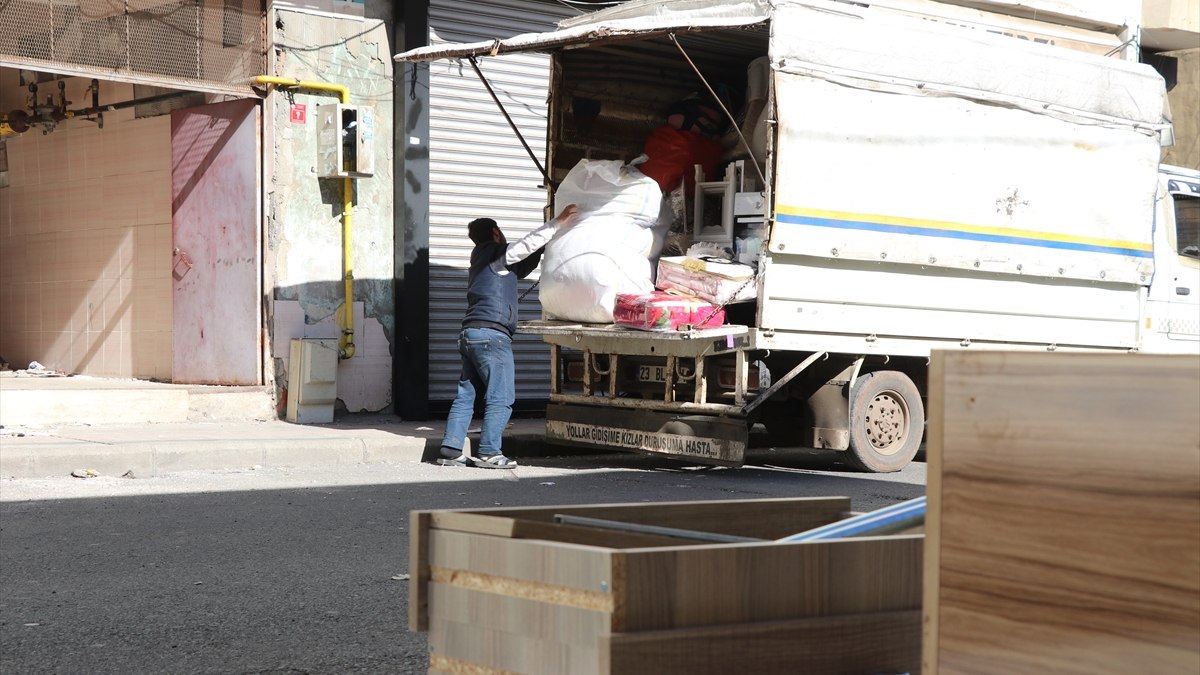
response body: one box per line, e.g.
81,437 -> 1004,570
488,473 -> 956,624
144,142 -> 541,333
0,431 -> 560,480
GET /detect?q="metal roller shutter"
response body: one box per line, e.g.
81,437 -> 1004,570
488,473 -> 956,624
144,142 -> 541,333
427,0 -> 576,404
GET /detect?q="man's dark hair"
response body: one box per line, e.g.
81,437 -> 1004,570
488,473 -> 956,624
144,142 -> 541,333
468,217 -> 498,245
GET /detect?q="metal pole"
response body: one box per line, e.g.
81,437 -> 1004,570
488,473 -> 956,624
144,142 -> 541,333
668,33 -> 767,189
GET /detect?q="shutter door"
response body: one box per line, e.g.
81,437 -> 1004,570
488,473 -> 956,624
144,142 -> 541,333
427,0 -> 575,404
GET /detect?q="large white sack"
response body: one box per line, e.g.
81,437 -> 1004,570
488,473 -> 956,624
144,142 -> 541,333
541,219 -> 656,323
554,159 -> 664,228
542,159 -> 673,322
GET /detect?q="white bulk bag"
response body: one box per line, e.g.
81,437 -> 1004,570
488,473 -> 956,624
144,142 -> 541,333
541,160 -> 671,323
540,220 -> 656,323
553,159 -> 664,228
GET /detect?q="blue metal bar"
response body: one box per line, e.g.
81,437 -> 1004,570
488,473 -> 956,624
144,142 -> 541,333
778,496 -> 926,542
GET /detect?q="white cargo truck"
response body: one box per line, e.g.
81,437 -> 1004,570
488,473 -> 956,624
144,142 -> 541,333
396,0 -> 1200,471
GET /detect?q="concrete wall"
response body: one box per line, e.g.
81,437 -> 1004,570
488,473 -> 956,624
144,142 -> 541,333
266,8 -> 395,413
1144,0 -> 1200,37
0,72 -> 173,378
1163,48 -> 1200,170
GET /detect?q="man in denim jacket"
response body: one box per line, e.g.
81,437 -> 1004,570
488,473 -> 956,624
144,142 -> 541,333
438,204 -> 580,469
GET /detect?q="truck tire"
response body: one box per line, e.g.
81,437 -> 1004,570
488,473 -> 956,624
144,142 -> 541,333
845,371 -> 923,473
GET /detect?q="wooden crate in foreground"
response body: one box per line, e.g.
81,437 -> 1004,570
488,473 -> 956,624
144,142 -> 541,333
924,352 -> 1200,674
410,497 -> 922,675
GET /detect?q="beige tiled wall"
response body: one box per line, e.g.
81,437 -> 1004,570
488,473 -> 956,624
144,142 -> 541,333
0,114 -> 173,378
272,300 -> 393,413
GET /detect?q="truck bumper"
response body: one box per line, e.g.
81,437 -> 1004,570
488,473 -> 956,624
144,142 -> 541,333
545,403 -> 749,467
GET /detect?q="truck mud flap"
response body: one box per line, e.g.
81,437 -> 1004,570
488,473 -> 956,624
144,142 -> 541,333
546,403 -> 749,467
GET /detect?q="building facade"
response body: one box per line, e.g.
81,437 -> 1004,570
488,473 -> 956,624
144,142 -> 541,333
1,0 -> 1196,421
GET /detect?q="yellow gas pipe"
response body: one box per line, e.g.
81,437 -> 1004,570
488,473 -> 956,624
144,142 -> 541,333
254,76 -> 356,359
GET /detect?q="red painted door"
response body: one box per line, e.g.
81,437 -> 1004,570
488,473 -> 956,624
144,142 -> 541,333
171,99 -> 261,384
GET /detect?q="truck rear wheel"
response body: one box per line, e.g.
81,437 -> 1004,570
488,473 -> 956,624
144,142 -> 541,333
846,371 -> 923,473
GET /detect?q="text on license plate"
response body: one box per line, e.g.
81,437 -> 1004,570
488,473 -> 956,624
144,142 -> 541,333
638,365 -> 666,383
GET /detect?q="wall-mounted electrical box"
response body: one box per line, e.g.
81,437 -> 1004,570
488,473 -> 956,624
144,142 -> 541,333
317,103 -> 374,179
286,338 -> 338,424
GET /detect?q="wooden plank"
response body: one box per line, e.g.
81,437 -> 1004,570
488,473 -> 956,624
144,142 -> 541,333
428,654 -> 516,675
429,569 -> 613,613
603,609 -> 921,675
411,510 -> 433,632
614,535 -> 923,631
431,510 -> 686,547
511,520 -> 698,548
429,617 -> 601,675
429,497 -> 852,541
924,352 -> 1200,674
429,582 -> 610,647
922,350 -> 947,674
431,511 -> 521,538
544,515 -> 763,544
430,529 -> 614,593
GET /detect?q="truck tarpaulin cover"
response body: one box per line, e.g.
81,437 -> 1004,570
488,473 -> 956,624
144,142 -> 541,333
767,4 -> 1164,287
393,0 -> 770,62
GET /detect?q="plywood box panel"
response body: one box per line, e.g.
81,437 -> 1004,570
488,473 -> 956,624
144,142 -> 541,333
413,497 -> 922,674
604,610 -> 921,675
429,583 -> 610,646
410,511 -> 432,632
413,498 -> 854,632
617,536 -> 923,631
923,351 -> 1200,674
430,618 -> 599,675
431,497 -> 853,541
429,529 -> 616,593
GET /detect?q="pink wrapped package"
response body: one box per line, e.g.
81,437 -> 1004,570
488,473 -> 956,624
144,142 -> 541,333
612,291 -> 725,331
656,256 -> 756,305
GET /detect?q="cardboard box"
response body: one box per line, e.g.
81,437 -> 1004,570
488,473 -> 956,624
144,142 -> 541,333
410,498 -> 923,674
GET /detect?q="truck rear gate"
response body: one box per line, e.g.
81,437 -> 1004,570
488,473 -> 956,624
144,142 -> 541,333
529,320 -> 758,465
546,403 -> 750,466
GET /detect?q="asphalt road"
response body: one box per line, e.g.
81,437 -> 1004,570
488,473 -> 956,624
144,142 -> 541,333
0,449 -> 925,674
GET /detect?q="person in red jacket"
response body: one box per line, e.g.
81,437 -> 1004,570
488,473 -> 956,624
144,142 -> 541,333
638,96 -> 725,196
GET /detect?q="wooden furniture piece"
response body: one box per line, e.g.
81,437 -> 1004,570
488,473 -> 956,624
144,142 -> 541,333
923,351 -> 1200,674
410,497 -> 923,675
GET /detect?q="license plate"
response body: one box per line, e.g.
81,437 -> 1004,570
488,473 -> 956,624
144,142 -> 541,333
638,365 -> 666,383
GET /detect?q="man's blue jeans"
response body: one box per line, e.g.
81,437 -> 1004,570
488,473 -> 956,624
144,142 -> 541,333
441,327 -> 515,457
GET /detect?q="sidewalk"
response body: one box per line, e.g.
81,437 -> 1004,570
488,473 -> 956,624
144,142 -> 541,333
0,414 -> 553,480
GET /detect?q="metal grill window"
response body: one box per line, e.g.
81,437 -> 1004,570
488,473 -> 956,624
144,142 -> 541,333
1,0 -> 265,93
222,0 -> 243,48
